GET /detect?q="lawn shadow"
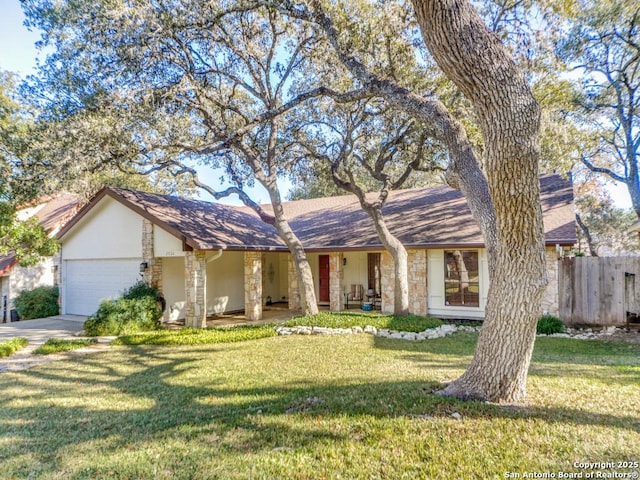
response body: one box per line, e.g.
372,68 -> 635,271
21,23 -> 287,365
1,339 -> 639,479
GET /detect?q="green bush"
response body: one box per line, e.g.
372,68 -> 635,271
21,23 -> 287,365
33,338 -> 98,355
122,281 -> 161,301
537,315 -> 565,335
114,324 -> 278,346
285,312 -> 443,332
0,338 -> 28,358
14,286 -> 59,320
84,283 -> 163,336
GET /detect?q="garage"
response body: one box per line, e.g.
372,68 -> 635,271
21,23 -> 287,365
64,259 -> 142,315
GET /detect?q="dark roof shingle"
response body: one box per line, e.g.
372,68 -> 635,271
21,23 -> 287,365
58,174 -> 576,251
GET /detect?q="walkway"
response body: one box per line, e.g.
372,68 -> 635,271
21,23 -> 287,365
0,315 -> 113,374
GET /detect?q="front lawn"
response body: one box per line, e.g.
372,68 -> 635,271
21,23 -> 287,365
0,333 -> 638,479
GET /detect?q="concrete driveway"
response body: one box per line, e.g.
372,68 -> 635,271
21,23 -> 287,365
0,315 -> 102,374
0,315 -> 87,345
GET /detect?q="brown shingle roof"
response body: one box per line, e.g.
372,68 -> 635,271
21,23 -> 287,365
282,174 -> 576,250
58,174 -> 576,252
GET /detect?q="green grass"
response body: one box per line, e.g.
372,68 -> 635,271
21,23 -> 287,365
33,338 -> 98,355
113,323 -> 278,346
0,337 -> 28,357
285,311 -> 443,332
1,332 -> 638,479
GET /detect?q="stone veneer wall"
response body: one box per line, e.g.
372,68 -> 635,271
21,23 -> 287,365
244,252 -> 263,321
329,252 -> 344,311
141,219 -> 163,290
541,247 -> 559,316
380,251 -> 394,314
408,249 -> 428,316
185,250 -> 207,328
287,255 -> 300,311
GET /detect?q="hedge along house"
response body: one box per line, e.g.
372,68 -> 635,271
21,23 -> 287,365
55,175 -> 576,327
0,193 -> 80,323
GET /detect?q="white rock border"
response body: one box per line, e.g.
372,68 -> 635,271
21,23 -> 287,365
275,324 -> 629,342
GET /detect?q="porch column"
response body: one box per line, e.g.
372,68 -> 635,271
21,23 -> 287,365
380,251 -> 394,314
287,255 -> 301,311
329,252 -> 344,311
185,250 -> 207,328
244,252 -> 263,321
142,219 -> 163,289
408,249 -> 428,316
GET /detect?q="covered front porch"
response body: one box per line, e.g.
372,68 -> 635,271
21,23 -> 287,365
143,214 -> 429,328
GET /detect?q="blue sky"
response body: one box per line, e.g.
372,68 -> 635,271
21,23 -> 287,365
0,0 -> 633,209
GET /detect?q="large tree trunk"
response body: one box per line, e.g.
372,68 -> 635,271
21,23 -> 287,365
412,0 -> 547,402
272,217 -> 319,315
265,184 -> 319,315
367,206 -> 409,315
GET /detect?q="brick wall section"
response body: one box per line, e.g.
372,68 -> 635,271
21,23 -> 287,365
185,250 -> 207,328
380,251 -> 394,314
541,247 -> 559,316
329,252 -> 344,311
244,252 -> 263,321
288,255 -> 300,311
408,249 -> 428,316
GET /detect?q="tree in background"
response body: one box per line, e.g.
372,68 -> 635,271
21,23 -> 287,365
0,71 -> 57,265
557,1 -> 640,218
21,2 -> 350,314
574,177 -> 638,256
294,99 -> 443,314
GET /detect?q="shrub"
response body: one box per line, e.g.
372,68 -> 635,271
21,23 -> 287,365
537,315 -> 565,335
285,312 -> 443,332
0,338 -> 28,358
114,324 -> 278,346
122,281 -> 161,300
84,283 -> 163,336
14,286 -> 59,320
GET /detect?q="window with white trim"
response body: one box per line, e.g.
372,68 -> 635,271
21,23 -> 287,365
444,250 -> 479,307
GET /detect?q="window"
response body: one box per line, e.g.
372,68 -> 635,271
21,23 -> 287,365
444,250 -> 479,307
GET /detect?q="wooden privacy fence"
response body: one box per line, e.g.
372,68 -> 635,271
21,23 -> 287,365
558,256 -> 640,326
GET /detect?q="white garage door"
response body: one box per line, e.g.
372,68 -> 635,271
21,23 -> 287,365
64,259 -> 142,315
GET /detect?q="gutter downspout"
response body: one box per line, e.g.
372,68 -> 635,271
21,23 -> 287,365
207,249 -> 223,263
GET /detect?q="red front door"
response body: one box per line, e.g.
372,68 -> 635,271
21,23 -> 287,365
319,255 -> 330,302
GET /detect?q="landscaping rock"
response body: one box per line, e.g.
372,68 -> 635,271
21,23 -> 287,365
275,322 -> 636,343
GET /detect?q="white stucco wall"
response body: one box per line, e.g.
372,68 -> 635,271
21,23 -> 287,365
161,256 -> 186,321
62,197 -> 143,260
154,225 -> 185,258
342,252 -> 369,294
427,248 -> 489,319
263,252 -> 287,304
206,250 -> 244,314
